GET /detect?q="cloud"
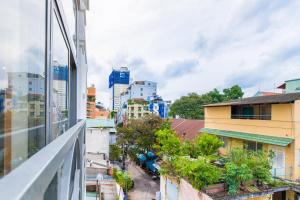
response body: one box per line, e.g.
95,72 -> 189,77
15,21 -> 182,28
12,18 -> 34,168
86,0 -> 300,107
164,59 -> 199,78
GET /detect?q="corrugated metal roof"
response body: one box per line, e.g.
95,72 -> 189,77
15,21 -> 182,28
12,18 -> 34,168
204,92 -> 300,107
200,128 -> 293,146
86,119 -> 115,128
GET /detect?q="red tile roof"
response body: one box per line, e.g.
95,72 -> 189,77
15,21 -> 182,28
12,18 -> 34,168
170,119 -> 204,141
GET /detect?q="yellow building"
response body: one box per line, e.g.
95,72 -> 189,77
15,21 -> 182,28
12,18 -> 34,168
127,98 -> 151,119
202,92 -> 300,181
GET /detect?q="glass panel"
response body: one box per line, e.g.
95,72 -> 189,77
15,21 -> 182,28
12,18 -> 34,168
51,12 -> 69,138
231,104 -> 271,120
44,173 -> 58,200
61,0 -> 77,46
0,0 -> 46,177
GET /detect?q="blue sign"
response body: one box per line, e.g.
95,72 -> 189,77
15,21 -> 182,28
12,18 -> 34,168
149,101 -> 166,118
108,70 -> 130,88
53,66 -> 68,81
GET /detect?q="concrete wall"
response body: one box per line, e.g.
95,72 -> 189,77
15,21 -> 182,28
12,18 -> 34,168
160,176 -> 212,200
86,128 -> 110,159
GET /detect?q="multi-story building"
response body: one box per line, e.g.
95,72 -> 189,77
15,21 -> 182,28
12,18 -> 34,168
127,81 -> 157,100
201,93 -> 300,181
87,85 -> 97,118
109,67 -> 130,111
117,80 -> 170,123
127,99 -> 151,119
0,0 -> 89,199
278,78 -> 300,94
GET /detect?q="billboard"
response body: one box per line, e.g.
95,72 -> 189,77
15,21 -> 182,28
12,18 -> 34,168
109,70 -> 130,88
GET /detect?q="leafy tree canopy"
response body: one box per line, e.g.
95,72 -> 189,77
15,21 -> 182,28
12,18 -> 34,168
169,85 -> 244,119
117,114 -> 163,151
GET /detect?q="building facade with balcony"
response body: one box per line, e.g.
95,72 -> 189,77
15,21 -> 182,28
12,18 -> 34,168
0,0 -> 89,199
201,93 -> 300,180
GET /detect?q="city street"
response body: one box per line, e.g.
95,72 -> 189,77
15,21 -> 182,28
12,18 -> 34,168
127,161 -> 160,200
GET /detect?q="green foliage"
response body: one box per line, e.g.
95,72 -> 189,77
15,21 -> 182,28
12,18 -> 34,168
109,145 -> 121,161
225,148 -> 273,195
154,128 -> 181,157
112,168 -> 134,192
169,85 -> 244,119
117,114 -> 163,149
225,163 -> 253,195
223,85 -> 244,101
110,111 -> 116,119
246,151 -> 272,184
193,134 -> 224,157
172,157 -> 222,190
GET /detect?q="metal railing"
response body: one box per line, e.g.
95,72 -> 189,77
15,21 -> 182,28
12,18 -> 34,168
0,120 -> 86,200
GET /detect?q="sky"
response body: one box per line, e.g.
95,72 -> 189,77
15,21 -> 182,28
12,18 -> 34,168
86,0 -> 300,108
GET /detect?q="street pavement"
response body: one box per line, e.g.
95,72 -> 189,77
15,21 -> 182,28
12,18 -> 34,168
127,161 -> 160,200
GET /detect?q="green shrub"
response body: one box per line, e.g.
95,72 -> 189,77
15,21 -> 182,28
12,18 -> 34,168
193,134 -> 224,156
225,163 -> 253,195
112,168 -> 134,192
173,157 -> 221,190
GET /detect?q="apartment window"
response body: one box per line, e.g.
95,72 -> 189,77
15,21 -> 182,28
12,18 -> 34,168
0,1 -> 46,177
140,93 -> 143,96
231,104 -> 271,120
138,107 -> 142,112
130,113 -> 134,118
138,113 -> 142,118
51,11 -> 70,138
244,141 -> 263,151
140,88 -> 143,91
131,107 -> 134,111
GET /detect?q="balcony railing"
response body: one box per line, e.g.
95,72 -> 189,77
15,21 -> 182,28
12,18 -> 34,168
0,120 -> 86,200
272,166 -> 293,180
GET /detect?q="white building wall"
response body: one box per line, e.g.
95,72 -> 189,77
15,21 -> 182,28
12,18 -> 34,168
86,128 -> 110,159
130,81 -> 157,100
111,84 -> 128,111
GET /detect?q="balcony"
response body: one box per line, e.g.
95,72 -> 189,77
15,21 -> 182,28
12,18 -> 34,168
0,120 -> 86,200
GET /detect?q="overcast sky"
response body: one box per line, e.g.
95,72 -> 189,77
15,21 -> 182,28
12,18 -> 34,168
86,0 -> 300,108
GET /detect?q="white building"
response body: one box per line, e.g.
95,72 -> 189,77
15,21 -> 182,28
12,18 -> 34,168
86,119 -> 116,160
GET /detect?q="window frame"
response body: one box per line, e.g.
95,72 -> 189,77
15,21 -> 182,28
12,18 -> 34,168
47,0 -> 76,142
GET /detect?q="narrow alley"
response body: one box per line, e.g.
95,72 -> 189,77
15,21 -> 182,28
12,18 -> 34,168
127,161 -> 160,200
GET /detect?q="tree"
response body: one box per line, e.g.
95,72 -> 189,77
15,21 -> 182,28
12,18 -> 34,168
193,134 -> 224,157
169,93 -> 204,119
169,85 -> 244,119
116,114 -> 163,157
154,128 -> 181,157
223,85 -> 244,101
109,144 -> 121,161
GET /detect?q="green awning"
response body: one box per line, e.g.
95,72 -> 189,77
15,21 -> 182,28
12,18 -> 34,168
200,128 -> 293,147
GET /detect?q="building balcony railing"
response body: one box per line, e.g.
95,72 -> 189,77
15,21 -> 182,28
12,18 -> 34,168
272,166 -> 293,180
231,114 -> 271,120
0,120 -> 86,200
